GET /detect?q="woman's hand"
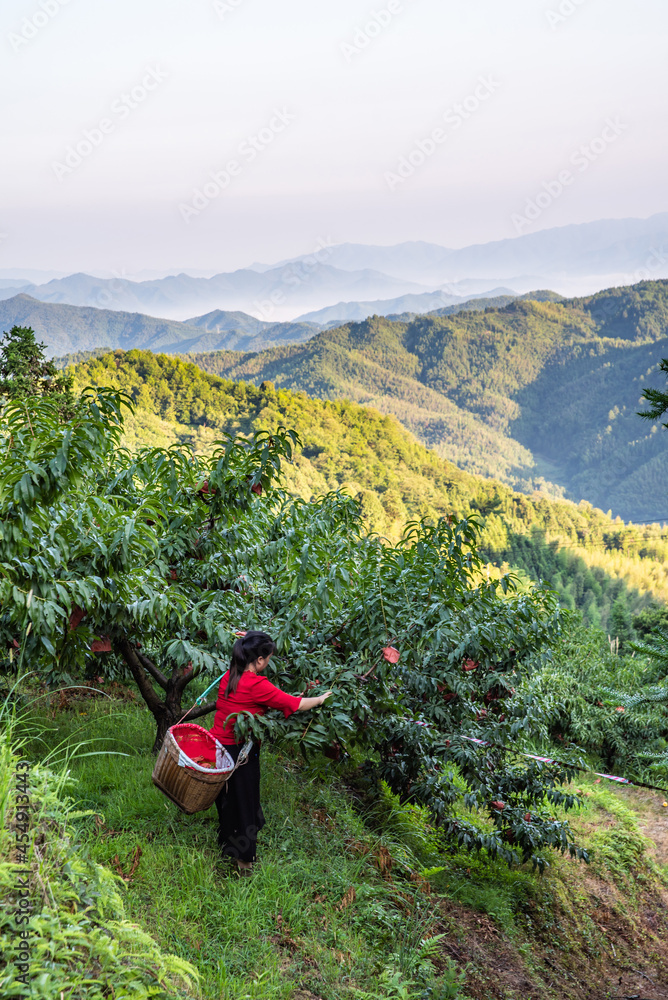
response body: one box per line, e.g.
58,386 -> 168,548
297,690 -> 333,711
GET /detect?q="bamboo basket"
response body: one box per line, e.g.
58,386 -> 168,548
152,723 -> 236,815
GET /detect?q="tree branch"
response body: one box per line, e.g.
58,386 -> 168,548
115,638 -> 165,716
181,699 -> 217,722
174,667 -> 197,697
305,612 -> 362,653
135,650 -> 168,689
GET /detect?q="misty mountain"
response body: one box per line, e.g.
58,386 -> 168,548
0,279 -> 31,289
5,215 -> 664,324
0,264 -> 431,323
296,287 -> 516,325
0,268 -> 67,283
281,214 -> 668,289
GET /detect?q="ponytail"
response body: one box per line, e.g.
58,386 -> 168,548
225,630 -> 277,696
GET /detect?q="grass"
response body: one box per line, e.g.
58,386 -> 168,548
16,698 -> 458,999
7,691 -> 668,999
0,704 -> 199,1000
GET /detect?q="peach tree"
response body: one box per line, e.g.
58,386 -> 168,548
1,387 -> 586,868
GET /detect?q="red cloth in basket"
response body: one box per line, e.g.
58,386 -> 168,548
170,723 -> 219,770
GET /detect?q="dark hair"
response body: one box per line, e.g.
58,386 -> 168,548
225,630 -> 276,696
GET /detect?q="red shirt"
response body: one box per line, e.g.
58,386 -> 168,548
209,670 -> 302,745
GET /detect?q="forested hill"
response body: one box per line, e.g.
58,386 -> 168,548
178,279 -> 668,523
71,349 -> 668,633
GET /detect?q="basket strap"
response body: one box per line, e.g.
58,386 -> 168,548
174,671 -> 227,727
232,738 -> 254,772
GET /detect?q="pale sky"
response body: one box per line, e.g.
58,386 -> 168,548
1,0 -> 666,275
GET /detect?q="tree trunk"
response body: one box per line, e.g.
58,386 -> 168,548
151,684 -> 218,752
151,694 -> 181,755
114,638 -> 218,753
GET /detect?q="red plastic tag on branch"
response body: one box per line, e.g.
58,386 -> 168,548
382,646 -> 400,664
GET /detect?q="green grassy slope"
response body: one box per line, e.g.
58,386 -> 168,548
71,349 -> 668,630
15,696 -> 668,1000
178,281 -> 668,521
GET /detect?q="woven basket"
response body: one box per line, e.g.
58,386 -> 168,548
151,723 -> 235,815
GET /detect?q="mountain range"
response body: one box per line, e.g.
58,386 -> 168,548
0,265 -> 436,323
276,214 -> 668,288
3,213 -> 667,322
7,277 -> 668,521
171,280 -> 668,524
7,273 -> 668,521
0,290 -> 545,356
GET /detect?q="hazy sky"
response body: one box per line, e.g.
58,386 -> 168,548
2,0 -> 666,274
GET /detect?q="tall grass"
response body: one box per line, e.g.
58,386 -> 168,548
7,688 -> 668,999
12,696 -> 471,999
0,688 -> 199,999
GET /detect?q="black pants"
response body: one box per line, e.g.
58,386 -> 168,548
214,742 -> 265,863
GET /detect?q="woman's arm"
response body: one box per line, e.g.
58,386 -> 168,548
297,691 -> 333,711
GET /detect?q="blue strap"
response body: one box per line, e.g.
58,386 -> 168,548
195,672 -> 225,706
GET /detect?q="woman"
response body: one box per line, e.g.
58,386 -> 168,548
209,630 -> 332,873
